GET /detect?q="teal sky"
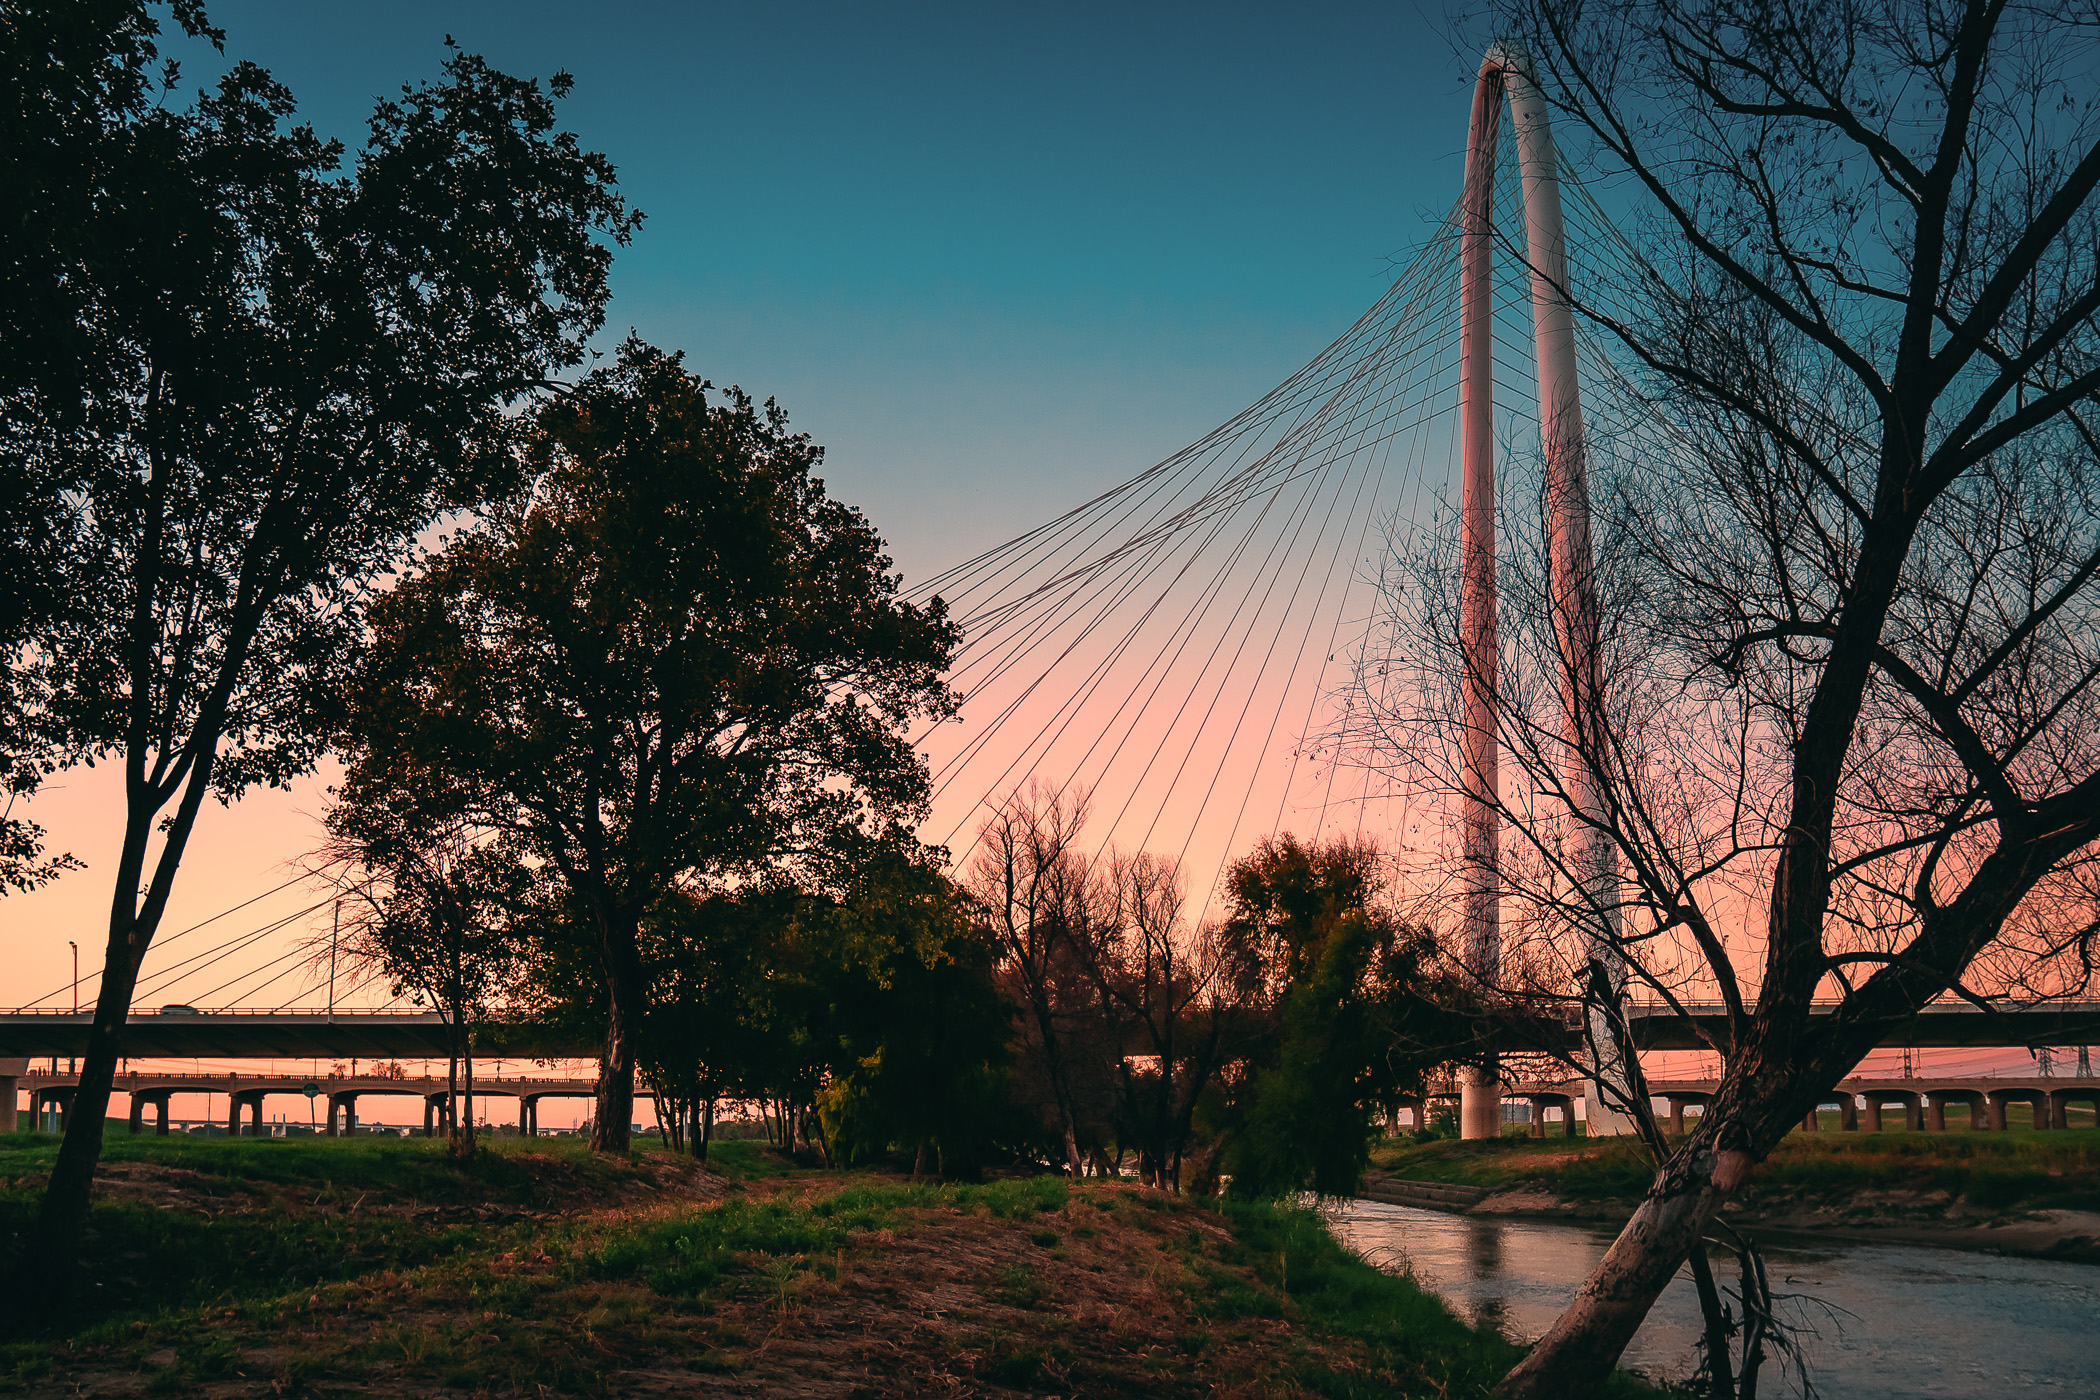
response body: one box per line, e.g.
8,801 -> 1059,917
180,1 -> 1476,579
11,1 -> 1497,1080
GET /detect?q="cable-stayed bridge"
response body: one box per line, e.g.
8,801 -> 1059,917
7,47 -> 2083,1132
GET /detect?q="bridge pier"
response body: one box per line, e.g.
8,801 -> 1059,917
327,1092 -> 358,1137
1987,1089 -> 2049,1130
2051,1087 -> 2100,1129
1525,1094 -> 1576,1138
520,1096 -> 539,1136
1926,1097 -> 1946,1133
1459,1067 -> 1503,1141
33,1086 -> 74,1132
1661,1093 -> 1709,1135
227,1090 -> 267,1137
1838,1096 -> 1858,1131
0,1064 -> 17,1133
128,1091 -> 174,1135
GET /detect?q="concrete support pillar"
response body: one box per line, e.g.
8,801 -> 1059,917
1801,1109 -> 1818,1131
129,1095 -> 144,1134
1460,1066 -> 1503,1140
1926,1098 -> 1945,1133
1985,1095 -> 2007,1131
1839,1096 -> 1858,1131
1667,1099 -> 1685,1135
1524,1098 -> 1545,1138
2041,1095 -> 2062,1130
519,1097 -> 532,1135
1904,1097 -> 1923,1132
154,1095 -> 171,1135
0,1075 -> 19,1134
1862,1098 -> 1884,1133
424,1097 -> 437,1137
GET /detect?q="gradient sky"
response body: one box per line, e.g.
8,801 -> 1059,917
6,3 -> 1511,1117
4,4 -> 2048,1102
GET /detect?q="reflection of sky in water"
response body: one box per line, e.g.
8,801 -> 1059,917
1326,1200 -> 2100,1399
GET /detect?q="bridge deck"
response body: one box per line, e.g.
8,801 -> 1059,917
0,1010 -> 593,1059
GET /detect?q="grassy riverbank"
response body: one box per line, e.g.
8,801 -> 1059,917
1371,1127 -> 2100,1217
0,1132 -> 1666,1398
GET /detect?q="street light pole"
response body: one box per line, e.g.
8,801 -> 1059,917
68,940 -> 78,1075
329,900 -> 340,1023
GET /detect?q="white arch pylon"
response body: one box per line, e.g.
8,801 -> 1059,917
1456,43 -> 1634,1139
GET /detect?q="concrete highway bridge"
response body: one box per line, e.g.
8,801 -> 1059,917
4,1000 -> 2099,1060
2,1064 -> 636,1138
0,1009 -> 592,1059
1402,1076 -> 2100,1136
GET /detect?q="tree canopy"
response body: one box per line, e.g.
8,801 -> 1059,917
332,338 -> 958,1150
3,0 -> 636,1281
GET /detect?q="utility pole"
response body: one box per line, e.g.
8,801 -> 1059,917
68,940 -> 78,1075
328,899 -> 340,1023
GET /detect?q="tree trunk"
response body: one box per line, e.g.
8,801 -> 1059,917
29,925 -> 146,1297
447,1033 -> 461,1144
34,711 -> 228,1292
698,1097 -> 714,1162
1495,1145 -> 1754,1397
1685,1241 -> 1734,1399
590,909 -> 643,1154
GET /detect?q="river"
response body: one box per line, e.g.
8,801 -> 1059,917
1326,1199 -> 2098,1398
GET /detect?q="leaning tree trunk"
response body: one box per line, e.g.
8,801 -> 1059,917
1488,1046 -> 1849,1400
1496,1141 -> 1754,1397
33,723 -> 230,1297
29,915 -> 149,1297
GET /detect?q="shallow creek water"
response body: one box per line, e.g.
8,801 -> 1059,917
1326,1198 -> 2098,1398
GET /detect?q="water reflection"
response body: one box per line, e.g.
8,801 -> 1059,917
1326,1199 -> 2100,1398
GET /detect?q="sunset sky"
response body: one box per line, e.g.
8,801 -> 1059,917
7,2 -> 1506,1121
4,2 -> 2044,1115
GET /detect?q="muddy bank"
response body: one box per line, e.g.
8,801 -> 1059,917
1362,1172 -> 2100,1264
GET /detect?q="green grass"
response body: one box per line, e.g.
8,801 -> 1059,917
0,1132 -> 657,1348
691,1137 -> 793,1181
0,1126 -> 648,1201
0,1133 -> 1680,1398
1371,1126 -> 2100,1213
582,1172 -> 1069,1303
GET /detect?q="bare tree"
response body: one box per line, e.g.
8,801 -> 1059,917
1069,849 -> 1234,1192
965,781 -> 1100,1176
1343,1 -> 2100,1391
